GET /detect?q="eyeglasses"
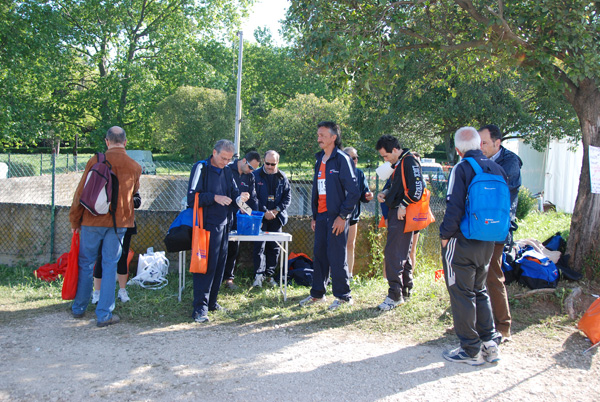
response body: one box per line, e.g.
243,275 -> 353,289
351,156 -> 358,161
246,161 -> 255,170
264,162 -> 277,166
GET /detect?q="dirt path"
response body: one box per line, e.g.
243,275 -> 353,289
0,311 -> 598,401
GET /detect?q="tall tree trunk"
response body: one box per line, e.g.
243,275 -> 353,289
566,79 -> 600,277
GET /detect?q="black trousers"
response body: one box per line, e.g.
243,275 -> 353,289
442,234 -> 500,357
384,208 -> 414,301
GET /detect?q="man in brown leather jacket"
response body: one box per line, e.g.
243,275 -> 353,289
69,126 -> 141,327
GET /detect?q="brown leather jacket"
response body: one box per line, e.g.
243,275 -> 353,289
69,147 -> 142,229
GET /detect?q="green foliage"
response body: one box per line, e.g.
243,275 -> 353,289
1,0 -> 252,149
263,94 -> 352,167
285,0 -> 589,148
153,87 -> 236,160
516,187 -> 538,220
366,224 -> 386,278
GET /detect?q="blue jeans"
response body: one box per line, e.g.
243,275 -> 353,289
72,226 -> 126,323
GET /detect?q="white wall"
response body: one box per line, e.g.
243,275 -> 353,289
504,138 -> 582,213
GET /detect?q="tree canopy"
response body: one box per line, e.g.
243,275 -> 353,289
285,0 -> 600,273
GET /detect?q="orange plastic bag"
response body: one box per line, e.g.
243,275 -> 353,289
404,188 -> 436,233
61,231 -> 80,300
578,297 -> 600,344
399,156 -> 435,233
189,193 -> 210,274
126,248 -> 135,271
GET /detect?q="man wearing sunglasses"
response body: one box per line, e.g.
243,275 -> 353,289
223,151 -> 261,290
252,150 -> 291,287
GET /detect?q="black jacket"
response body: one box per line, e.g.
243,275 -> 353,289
383,149 -> 424,209
311,148 -> 360,220
350,168 -> 371,223
494,146 -> 522,221
186,157 -> 239,226
253,166 -> 291,226
440,149 -> 508,240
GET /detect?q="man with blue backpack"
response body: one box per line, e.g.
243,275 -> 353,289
479,124 -> 522,342
440,127 -> 510,365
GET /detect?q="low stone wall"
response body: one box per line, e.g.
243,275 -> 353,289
0,203 -> 379,277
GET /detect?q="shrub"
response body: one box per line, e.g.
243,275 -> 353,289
516,187 -> 537,220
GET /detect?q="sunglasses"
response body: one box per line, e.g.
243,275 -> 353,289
352,156 -> 358,161
264,162 -> 277,166
246,161 -> 255,171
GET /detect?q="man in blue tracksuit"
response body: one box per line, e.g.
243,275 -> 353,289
186,140 -> 249,323
479,124 -> 522,341
222,151 -> 260,290
440,127 -> 506,365
299,121 -> 360,311
252,150 -> 292,287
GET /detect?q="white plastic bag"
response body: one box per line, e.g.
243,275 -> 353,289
127,247 -> 169,290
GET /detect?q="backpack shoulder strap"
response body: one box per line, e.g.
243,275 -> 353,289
400,153 -> 419,203
463,157 -> 483,175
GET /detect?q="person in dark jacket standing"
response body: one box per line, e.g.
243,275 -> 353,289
440,126 -> 505,365
251,150 -> 291,287
222,151 -> 260,290
375,135 -> 424,310
299,121 -> 360,311
186,140 -> 249,323
479,124 -> 522,342
343,147 -> 373,277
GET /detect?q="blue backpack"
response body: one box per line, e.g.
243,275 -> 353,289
459,157 -> 510,242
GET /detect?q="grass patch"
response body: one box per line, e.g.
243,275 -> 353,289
513,210 -> 571,242
1,210 -> 591,344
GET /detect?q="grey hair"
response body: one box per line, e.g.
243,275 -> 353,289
454,127 -> 481,154
214,139 -> 235,154
264,150 -> 280,161
343,146 -> 357,155
106,126 -> 126,144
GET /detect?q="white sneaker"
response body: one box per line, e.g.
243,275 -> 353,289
328,298 -> 354,311
91,290 -> 100,304
118,288 -> 130,303
252,274 -> 264,288
482,340 -> 500,363
377,296 -> 404,311
298,295 -> 327,307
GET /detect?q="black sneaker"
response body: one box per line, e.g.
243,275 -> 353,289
72,311 -> 85,319
442,347 -> 485,366
97,314 -> 120,328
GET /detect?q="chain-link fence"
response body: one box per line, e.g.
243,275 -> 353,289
0,153 -> 447,269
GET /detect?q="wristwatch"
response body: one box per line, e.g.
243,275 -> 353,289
339,215 -> 347,221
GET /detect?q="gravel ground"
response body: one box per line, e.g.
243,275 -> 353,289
0,310 -> 599,402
